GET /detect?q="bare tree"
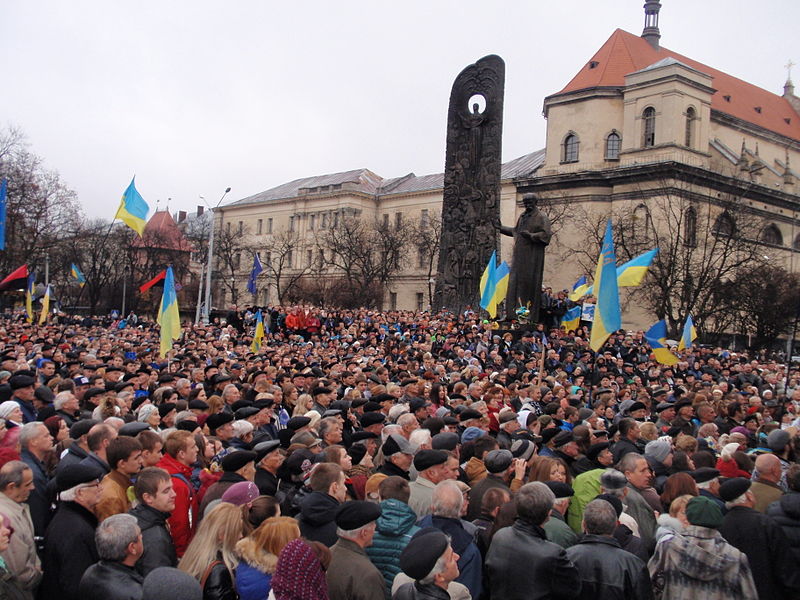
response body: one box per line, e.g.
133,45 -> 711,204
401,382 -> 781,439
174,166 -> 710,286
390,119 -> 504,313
261,229 -> 311,304
411,210 -> 442,306
214,222 -> 255,306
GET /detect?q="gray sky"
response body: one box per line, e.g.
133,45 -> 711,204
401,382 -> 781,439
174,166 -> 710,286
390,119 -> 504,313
2,0 -> 797,219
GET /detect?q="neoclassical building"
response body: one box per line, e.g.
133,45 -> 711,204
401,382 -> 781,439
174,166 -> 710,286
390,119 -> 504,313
215,1 -> 799,327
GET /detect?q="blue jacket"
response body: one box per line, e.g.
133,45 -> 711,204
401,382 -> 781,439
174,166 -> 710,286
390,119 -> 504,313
365,498 -> 420,592
235,562 -> 273,600
418,514 -> 482,599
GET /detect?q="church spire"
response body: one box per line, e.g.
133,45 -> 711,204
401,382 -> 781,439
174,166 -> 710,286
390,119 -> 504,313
784,59 -> 796,97
642,0 -> 662,50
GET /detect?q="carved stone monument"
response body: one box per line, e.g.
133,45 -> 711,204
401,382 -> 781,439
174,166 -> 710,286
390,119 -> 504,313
433,55 -> 505,314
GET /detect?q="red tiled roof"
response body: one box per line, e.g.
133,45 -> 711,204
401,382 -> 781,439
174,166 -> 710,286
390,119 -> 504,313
131,211 -> 195,252
555,29 -> 800,142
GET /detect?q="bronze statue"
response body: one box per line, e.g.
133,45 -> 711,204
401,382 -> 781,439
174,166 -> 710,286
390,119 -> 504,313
496,193 -> 551,322
434,55 -> 505,314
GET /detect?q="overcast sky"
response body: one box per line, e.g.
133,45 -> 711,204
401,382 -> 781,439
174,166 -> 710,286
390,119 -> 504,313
2,1 -> 797,219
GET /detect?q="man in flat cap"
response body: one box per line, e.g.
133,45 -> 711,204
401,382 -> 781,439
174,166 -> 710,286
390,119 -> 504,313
199,450 -> 256,515
649,495 -> 757,600
377,434 -> 416,480
326,500 -> 385,600
393,528 -> 461,600
691,467 -> 725,512
718,478 -> 800,600
408,449 -> 450,518
9,373 -> 37,423
465,449 -> 522,521
542,481 -> 578,549
253,440 -> 283,497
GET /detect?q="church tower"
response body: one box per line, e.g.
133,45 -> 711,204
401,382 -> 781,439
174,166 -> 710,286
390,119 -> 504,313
642,0 -> 661,50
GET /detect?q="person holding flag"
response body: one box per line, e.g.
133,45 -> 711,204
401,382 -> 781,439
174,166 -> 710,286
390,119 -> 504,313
561,304 -> 582,332
589,219 -> 621,351
157,266 -> 181,357
479,251 -> 510,319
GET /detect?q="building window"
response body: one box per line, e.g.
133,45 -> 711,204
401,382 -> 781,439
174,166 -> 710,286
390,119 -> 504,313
684,207 -> 697,247
307,249 -> 313,266
761,224 -> 783,246
713,212 -> 736,237
418,247 -> 426,269
416,292 -> 424,312
390,292 -> 397,310
234,253 -> 241,269
562,133 -> 579,163
317,249 -> 324,269
421,209 -> 430,228
633,203 -> 652,232
257,219 -> 263,235
642,107 -> 656,147
383,214 -> 389,228
685,107 -> 696,148
238,221 -> 243,234
321,213 -> 327,229
333,212 -> 339,228
289,216 -> 295,232
265,251 -> 271,265
309,215 -> 315,230
605,131 -> 621,160
226,222 -> 231,234
395,212 -> 402,229
267,218 -> 273,234
287,250 -> 293,268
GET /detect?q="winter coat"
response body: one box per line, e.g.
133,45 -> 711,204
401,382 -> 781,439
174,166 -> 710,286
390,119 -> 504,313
365,499 -> 420,592
56,442 -> 89,472
0,491 -> 41,597
40,501 -> 99,600
567,468 -> 601,533
485,518 -> 581,600
647,525 -> 757,600
326,537 -> 387,600
407,475 -> 436,518
566,534 -> 653,600
77,560 -> 144,600
96,469 -> 133,522
624,485 -> 657,555
19,449 -> 51,537
750,478 -> 783,513
611,438 -> 642,465
129,503 -> 177,576
297,491 -> 340,547
766,491 -> 800,564
392,581 -> 450,600
463,456 -> 487,485
203,552 -> 237,600
465,474 -> 510,521
235,536 -> 278,600
417,513 -> 481,599
0,563 -> 28,600
719,505 -> 800,600
543,509 -> 578,548
156,453 -> 198,557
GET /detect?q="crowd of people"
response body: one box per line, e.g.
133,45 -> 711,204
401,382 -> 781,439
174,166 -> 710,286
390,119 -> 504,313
0,302 -> 798,600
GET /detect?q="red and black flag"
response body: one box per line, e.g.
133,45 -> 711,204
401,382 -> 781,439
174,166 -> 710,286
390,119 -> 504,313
0,265 -> 29,292
139,270 -> 166,294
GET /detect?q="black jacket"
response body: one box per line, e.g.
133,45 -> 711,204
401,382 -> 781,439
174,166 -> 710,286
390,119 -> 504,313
20,449 -> 51,537
297,491 -> 340,547
766,492 -> 800,564
393,581 -> 451,600
203,553 -> 237,600
78,560 -> 144,600
485,518 -> 581,600
255,467 -> 279,497
56,442 -> 89,472
610,438 -> 641,465
377,461 -> 410,480
40,501 -> 99,600
465,474 -> 510,521
565,534 -> 653,600
130,503 -> 177,575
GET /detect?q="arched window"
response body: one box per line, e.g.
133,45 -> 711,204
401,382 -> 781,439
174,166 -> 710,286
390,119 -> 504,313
685,107 -> 696,148
605,131 -> 621,160
761,224 -> 783,246
642,107 -> 656,147
713,212 -> 736,236
632,203 -> 652,235
563,133 -> 579,163
684,207 -> 697,247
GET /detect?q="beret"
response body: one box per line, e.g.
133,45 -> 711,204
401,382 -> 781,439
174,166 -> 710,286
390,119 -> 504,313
400,528 -> 449,580
673,398 -> 692,411
362,401 -> 383,413
56,463 -> 103,492
350,398 -> 368,408
655,402 -> 674,413
685,495 -> 723,528
213,374 -> 231,384
586,442 -> 610,461
311,387 -> 332,396
73,376 -> 90,386
690,467 -> 720,484
628,401 -> 646,412
409,398 -> 430,412
230,400 -> 252,413
382,434 -> 415,457
83,387 -> 108,402
541,427 -> 561,445
400,379 -> 419,386
322,409 -> 342,418
335,500 -> 382,530
431,432 -> 459,451
413,449 -> 448,472
291,431 -> 322,449
350,431 -> 379,443
443,416 -> 459,426
719,477 -> 751,502
360,412 -> 385,428
176,420 -> 200,432
158,402 -> 177,418
115,381 -> 134,392
510,438 -> 536,461
552,430 -> 575,448
459,409 -> 482,422
220,450 -> 257,472
119,422 -> 151,437
347,444 -> 367,465
652,388 -> 669,397
461,426 -> 485,444
69,419 -> 98,439
235,407 -> 260,420
577,408 -> 594,421
220,481 -> 259,506
286,416 -> 311,431
206,413 -> 234,432
595,493 -> 623,517
188,399 -> 209,410
253,440 -> 281,461
104,366 -> 122,373
253,398 -> 274,410
370,394 -> 394,405
544,481 -> 574,499
484,449 -> 513,473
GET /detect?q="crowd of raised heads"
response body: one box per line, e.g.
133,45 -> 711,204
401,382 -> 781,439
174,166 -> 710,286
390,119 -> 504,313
0,303 -> 798,600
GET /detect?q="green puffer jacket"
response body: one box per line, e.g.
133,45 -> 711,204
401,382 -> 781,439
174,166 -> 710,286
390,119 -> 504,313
365,498 -> 420,593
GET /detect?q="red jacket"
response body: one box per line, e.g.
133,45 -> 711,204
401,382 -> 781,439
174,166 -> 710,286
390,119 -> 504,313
157,453 -> 198,557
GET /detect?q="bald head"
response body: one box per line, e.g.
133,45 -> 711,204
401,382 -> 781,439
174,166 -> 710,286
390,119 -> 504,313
755,453 -> 782,483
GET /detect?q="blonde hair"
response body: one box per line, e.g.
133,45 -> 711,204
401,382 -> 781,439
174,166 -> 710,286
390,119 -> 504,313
639,421 -> 658,442
179,502 -> 243,582
668,494 -> 694,518
206,395 -> 225,415
292,394 -> 313,416
251,516 -> 300,557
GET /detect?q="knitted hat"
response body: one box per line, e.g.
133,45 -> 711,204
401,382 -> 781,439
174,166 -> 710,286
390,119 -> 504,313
143,567 -> 201,600
768,429 -> 791,452
271,539 -> 330,600
644,440 -> 671,463
685,496 -> 723,529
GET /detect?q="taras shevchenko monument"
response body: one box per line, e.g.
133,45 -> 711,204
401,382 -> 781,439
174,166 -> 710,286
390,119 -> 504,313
433,55 -> 504,313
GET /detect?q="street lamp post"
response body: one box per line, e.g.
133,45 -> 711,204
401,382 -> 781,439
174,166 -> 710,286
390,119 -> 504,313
201,187 -> 231,324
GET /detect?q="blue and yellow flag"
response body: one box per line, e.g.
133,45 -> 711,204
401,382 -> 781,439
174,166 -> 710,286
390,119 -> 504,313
38,285 -> 51,325
70,263 -> 86,288
616,248 -> 659,287
479,251 -> 510,319
677,314 -> 697,351
589,220 -> 621,351
25,273 -> 35,323
251,310 -> 265,353
561,305 -> 581,332
568,275 -> 589,301
114,177 -> 149,237
644,320 -> 678,365
157,266 -> 181,357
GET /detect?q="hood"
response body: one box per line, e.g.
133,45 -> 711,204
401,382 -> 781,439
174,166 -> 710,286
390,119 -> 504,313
299,491 -> 339,526
779,491 -> 800,519
236,537 -> 279,574
674,528 -> 738,581
376,498 -> 417,536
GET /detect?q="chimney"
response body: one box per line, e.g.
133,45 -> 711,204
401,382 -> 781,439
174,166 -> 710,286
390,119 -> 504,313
197,205 -> 204,217
642,0 -> 661,50
178,210 -> 187,223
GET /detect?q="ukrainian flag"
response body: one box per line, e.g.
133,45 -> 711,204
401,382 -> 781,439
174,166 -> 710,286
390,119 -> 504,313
569,275 -> 589,301
616,248 -> 659,287
479,251 -> 510,319
561,305 -> 581,332
251,309 -> 265,353
589,220 -> 621,351
677,314 -> 697,351
25,274 -> 34,324
39,285 -> 51,325
157,266 -> 181,357
644,320 -> 678,365
70,263 -> 86,288
115,177 -> 149,237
